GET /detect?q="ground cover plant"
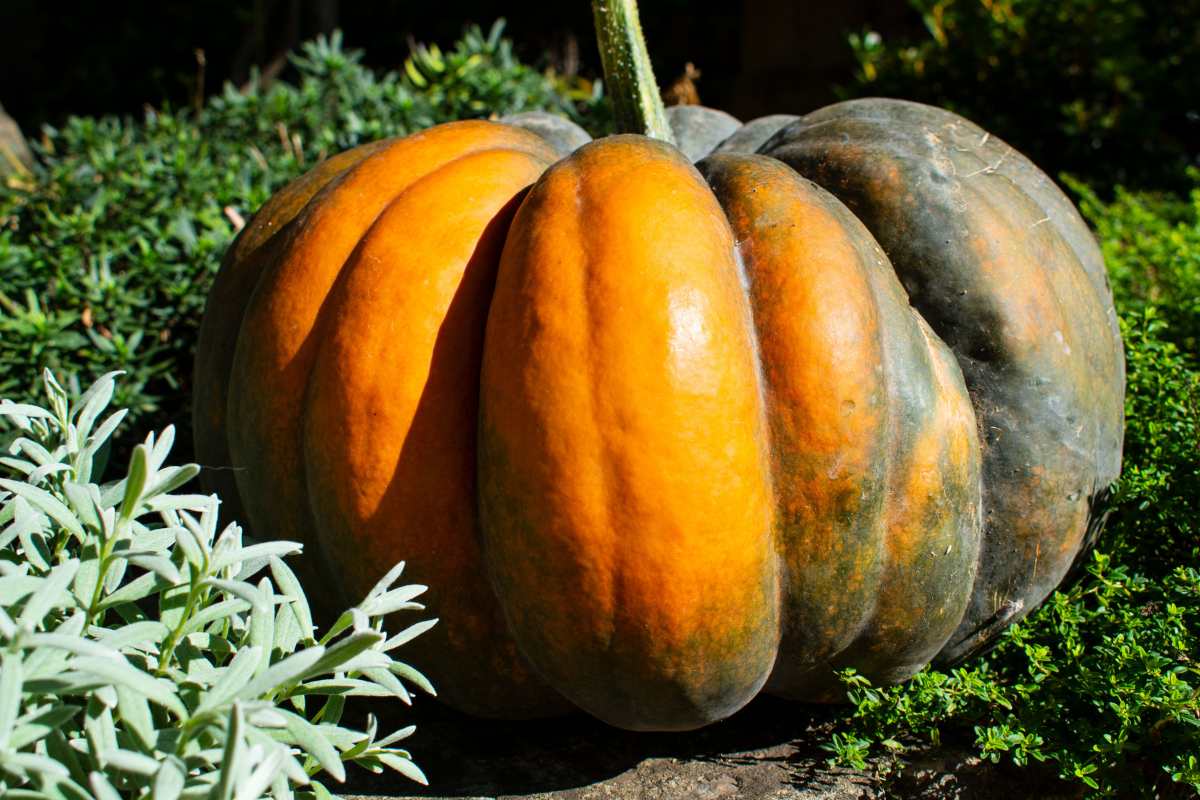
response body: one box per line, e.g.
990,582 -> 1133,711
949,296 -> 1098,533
0,370 -> 437,798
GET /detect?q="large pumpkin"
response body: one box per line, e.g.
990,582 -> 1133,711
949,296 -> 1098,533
193,7 -> 1123,733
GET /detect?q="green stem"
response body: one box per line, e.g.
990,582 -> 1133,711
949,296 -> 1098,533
591,0 -> 674,143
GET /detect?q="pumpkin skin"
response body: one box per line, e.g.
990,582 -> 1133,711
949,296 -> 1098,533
194,99 -> 1122,731
748,99 -> 1125,662
698,154 -> 982,698
195,121 -> 572,718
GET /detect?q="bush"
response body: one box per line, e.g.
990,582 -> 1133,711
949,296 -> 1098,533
0,371 -> 436,798
0,22 -> 606,464
847,0 -> 1200,190
827,177 -> 1200,796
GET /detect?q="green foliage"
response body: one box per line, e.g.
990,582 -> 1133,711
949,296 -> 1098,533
848,0 -> 1200,189
827,178 -> 1200,796
0,371 -> 436,798
1071,174 -> 1200,356
0,22 -> 607,460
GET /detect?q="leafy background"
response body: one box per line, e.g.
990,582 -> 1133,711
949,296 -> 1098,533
1,4 -> 1198,797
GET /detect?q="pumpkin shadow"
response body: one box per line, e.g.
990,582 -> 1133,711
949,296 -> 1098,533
341,694 -> 844,797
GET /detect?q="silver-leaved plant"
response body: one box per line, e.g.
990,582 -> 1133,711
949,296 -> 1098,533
0,370 -> 438,799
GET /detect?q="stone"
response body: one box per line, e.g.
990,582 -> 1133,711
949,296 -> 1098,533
499,111 -> 593,157
712,114 -> 801,155
665,105 -> 741,162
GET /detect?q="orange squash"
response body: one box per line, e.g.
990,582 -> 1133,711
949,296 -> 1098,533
193,2 -> 1122,732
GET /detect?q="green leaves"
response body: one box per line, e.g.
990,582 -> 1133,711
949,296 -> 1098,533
845,0 -> 1200,189
0,372 -> 434,798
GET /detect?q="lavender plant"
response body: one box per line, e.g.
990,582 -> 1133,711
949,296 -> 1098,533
0,370 -> 436,799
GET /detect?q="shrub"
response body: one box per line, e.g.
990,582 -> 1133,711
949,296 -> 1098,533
826,177 -> 1200,796
0,22 -> 606,465
847,0 -> 1200,190
0,371 -> 436,798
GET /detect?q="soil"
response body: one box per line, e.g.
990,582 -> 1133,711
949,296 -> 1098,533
340,695 -> 1077,800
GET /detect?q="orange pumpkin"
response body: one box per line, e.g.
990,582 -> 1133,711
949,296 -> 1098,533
193,3 -> 1123,732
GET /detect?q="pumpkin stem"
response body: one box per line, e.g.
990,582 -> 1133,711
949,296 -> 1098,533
591,0 -> 675,143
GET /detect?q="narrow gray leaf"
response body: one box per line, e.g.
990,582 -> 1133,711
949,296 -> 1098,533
390,661 -> 437,697
280,709 -> 345,783
151,757 -> 186,800
19,560 -> 80,628
116,685 -> 156,751
120,444 -> 150,520
382,618 -> 438,651
238,647 -> 326,702
0,653 -> 22,749
376,752 -> 428,785
269,557 -> 314,641
0,479 -> 84,540
364,561 -> 406,601
72,656 -> 187,718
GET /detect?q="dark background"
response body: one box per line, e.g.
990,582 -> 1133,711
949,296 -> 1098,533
3,0 -> 920,129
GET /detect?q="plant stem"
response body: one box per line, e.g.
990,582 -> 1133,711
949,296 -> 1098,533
591,0 -> 674,143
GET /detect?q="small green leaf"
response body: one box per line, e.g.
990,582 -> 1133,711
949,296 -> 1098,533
0,479 -> 84,541
270,557 -> 314,641
103,747 -> 162,776
151,757 -> 186,800
72,656 -> 187,718
19,560 -> 80,628
280,709 -> 345,783
116,684 -> 157,750
73,371 -> 122,442
389,661 -> 436,697
238,647 -> 326,702
72,556 -> 101,609
62,481 -> 102,531
376,752 -> 428,785
125,553 -> 183,586
304,630 -> 383,679
195,646 -> 264,715
360,584 -> 427,617
214,702 -> 247,800
96,571 -> 161,610
0,653 -> 23,749
120,444 -> 150,520
97,620 -> 170,652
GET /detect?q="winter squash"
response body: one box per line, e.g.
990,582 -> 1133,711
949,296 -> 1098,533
193,0 -> 1123,731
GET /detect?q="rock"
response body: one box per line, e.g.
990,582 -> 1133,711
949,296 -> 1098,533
666,105 -> 742,161
712,114 -> 801,155
500,111 -> 593,157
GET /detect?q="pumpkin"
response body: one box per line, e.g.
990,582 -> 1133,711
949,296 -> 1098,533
193,0 -> 1123,732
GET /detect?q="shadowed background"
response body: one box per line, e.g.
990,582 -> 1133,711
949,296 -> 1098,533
4,0 -> 916,127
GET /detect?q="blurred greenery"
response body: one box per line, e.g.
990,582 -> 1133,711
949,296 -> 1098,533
846,0 -> 1200,190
